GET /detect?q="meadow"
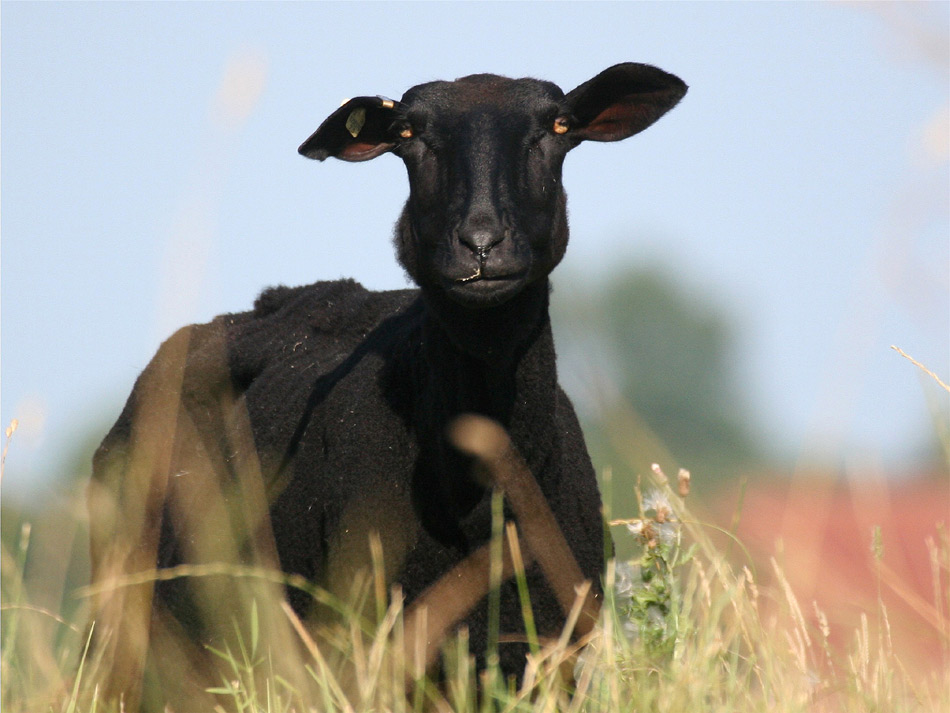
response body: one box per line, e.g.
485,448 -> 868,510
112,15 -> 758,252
2,407 -> 947,712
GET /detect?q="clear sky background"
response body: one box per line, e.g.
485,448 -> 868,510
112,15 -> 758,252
2,2 -> 948,498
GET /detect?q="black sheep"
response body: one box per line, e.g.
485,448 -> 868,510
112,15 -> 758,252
88,63 -> 687,703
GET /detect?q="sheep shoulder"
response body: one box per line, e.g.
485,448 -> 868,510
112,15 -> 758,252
93,278 -> 417,469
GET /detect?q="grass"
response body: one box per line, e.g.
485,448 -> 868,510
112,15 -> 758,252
2,415 -> 948,712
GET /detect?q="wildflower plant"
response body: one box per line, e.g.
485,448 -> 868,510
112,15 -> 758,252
610,464 -> 695,660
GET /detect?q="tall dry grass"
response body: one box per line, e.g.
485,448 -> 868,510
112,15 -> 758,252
2,408 -> 948,712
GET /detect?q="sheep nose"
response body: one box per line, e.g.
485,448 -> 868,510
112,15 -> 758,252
457,211 -> 507,255
458,227 -> 505,256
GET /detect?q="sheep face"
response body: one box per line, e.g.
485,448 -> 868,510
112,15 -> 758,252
390,75 -> 573,308
299,64 -> 687,308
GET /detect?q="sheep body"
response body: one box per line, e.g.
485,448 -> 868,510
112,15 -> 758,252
89,63 -> 687,702
95,276 -> 603,673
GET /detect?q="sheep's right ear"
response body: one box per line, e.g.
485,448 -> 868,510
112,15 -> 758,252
299,96 -> 402,162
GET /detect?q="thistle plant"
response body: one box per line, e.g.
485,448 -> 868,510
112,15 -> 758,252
610,464 -> 695,660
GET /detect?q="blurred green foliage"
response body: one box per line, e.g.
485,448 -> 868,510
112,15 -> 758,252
552,264 -> 766,530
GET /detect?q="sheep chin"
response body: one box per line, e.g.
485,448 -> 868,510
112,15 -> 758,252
443,275 -> 527,309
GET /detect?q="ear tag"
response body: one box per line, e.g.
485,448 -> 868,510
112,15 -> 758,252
345,107 -> 367,138
380,98 -> 395,109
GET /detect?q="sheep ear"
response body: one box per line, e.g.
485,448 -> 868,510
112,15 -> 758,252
564,63 -> 687,143
299,96 -> 402,162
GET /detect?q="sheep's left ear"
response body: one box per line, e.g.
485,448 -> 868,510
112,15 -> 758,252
564,63 -> 687,143
299,96 -> 402,162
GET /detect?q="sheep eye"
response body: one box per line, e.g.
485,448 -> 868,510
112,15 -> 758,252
552,116 -> 570,135
396,124 -> 414,139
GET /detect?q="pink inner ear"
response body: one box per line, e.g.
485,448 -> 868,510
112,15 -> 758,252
339,140 -> 393,162
342,141 -> 377,156
583,101 -> 656,142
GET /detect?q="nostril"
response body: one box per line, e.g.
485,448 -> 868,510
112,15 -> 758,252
458,228 -> 504,255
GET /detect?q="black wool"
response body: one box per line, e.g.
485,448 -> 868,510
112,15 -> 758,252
88,63 -> 687,703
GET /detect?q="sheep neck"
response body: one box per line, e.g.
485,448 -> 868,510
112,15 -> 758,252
422,278 -> 551,367
419,279 -> 558,438
405,280 -> 560,546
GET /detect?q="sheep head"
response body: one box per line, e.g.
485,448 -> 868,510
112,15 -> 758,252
299,63 -> 686,308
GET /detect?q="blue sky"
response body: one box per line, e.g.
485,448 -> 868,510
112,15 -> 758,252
2,2 -> 948,496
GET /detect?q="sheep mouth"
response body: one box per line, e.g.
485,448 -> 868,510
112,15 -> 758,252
453,268 -> 526,286
455,267 -> 484,284
444,268 -> 529,307
452,256 -> 528,284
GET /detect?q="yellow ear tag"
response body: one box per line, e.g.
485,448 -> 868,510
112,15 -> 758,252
345,107 -> 367,138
